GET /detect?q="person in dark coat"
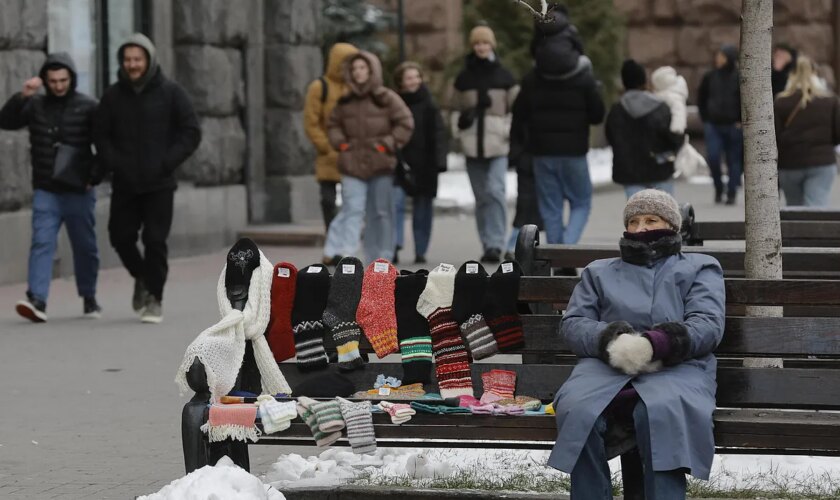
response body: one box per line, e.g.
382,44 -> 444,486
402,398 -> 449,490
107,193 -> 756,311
392,62 -> 447,265
94,33 -> 201,324
0,52 -> 101,322
697,44 -> 742,205
505,129 -> 543,262
549,189 -> 725,499
510,23 -> 605,246
530,3 -> 587,80
774,55 -> 840,207
771,43 -> 797,97
606,59 -> 684,198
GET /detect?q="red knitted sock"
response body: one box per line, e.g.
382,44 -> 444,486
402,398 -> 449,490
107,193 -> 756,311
356,259 -> 399,358
486,369 -> 516,399
266,262 -> 297,362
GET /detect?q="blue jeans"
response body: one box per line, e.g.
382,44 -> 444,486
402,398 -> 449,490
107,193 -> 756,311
704,123 -> 743,194
506,226 -> 520,253
28,189 -> 99,303
778,164 -> 837,207
624,181 -> 674,199
466,157 -> 508,252
533,155 -> 592,244
323,174 -> 395,263
394,186 -> 434,258
571,401 -> 687,500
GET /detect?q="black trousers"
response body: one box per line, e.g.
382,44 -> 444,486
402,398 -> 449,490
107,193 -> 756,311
319,180 -> 338,229
108,189 -> 174,300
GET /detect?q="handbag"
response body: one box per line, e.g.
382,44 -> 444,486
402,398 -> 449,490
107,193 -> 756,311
52,143 -> 93,189
395,151 -> 419,196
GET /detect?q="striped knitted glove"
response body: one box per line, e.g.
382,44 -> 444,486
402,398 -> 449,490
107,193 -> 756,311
417,264 -> 474,399
338,398 -> 377,454
357,259 -> 399,358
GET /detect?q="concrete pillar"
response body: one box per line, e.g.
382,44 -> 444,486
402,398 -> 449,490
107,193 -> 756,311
245,0 -> 267,222
149,0 -> 173,76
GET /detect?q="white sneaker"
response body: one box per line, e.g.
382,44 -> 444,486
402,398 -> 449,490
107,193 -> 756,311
140,297 -> 163,324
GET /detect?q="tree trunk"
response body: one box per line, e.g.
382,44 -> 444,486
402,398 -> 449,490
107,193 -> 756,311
740,0 -> 783,367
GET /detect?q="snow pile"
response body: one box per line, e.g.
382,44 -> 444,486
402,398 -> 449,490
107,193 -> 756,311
139,456 -> 286,500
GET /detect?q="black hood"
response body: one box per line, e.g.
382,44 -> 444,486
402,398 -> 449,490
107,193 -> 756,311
719,44 -> 738,70
39,52 -> 78,95
534,4 -> 571,36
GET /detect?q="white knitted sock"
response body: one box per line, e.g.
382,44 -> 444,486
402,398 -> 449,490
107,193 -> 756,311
416,264 -> 457,318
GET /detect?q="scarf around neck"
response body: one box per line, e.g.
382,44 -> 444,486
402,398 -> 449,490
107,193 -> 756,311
619,229 -> 682,266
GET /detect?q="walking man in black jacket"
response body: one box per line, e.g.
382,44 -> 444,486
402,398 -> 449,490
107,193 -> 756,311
94,33 -> 201,323
0,52 -> 101,323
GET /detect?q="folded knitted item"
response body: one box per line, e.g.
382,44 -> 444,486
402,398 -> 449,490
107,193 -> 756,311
256,397 -> 297,435
496,395 -> 542,411
497,404 -> 525,416
201,403 -> 260,443
374,374 -> 402,389
297,398 -> 341,447
311,398 -> 346,433
443,395 -> 481,408
524,405 -> 547,416
479,392 -> 502,405
546,402 -> 555,415
353,382 -> 426,400
410,402 -> 472,415
378,401 -> 416,424
469,403 -> 495,415
338,398 -> 377,454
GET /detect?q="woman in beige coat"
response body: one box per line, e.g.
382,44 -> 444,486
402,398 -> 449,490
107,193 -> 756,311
323,51 -> 414,264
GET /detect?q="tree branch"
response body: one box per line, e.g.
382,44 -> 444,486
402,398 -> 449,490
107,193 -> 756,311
511,0 -> 548,20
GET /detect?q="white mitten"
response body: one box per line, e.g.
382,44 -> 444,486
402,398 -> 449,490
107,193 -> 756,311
606,333 -> 663,376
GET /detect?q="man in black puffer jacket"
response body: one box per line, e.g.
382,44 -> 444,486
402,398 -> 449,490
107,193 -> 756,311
0,52 -> 102,323
94,33 -> 201,324
606,59 -> 684,199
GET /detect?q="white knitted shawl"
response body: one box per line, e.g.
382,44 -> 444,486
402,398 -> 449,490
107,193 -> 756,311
175,250 -> 292,402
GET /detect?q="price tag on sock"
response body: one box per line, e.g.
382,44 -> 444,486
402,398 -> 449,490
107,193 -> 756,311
307,266 -> 322,274
374,262 -> 389,273
278,267 -> 290,278
440,263 -> 455,272
502,262 -> 514,273
342,264 -> 356,274
378,387 -> 391,396
466,263 -> 479,274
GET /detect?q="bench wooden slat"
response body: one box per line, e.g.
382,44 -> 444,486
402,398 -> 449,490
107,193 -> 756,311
780,208 -> 840,221
691,220 -> 840,243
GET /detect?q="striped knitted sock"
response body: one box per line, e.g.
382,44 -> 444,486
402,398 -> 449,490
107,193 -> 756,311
323,257 -> 365,371
357,259 -> 399,358
482,369 -> 516,399
311,398 -> 345,433
293,320 -> 329,372
395,270 -> 433,384
484,261 -> 525,351
338,398 -> 377,454
452,262 -> 499,360
292,264 -> 332,372
297,399 -> 341,447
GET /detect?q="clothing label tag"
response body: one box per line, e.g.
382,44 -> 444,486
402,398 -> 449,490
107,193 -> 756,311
307,266 -> 322,274
466,263 -> 479,274
502,262 -> 514,273
278,268 -> 290,278
440,263 -> 455,272
374,262 -> 389,273
342,264 -> 356,274
378,387 -> 391,396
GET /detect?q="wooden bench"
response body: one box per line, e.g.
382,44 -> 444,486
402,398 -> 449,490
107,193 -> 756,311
181,227 -> 840,493
684,207 -> 840,247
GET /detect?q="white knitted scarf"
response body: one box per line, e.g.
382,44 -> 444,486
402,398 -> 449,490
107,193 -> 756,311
175,250 -> 292,402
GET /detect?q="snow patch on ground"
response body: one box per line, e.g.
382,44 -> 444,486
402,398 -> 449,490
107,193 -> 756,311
139,456 -> 286,500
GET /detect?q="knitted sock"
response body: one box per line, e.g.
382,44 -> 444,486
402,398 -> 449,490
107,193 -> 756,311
323,257 -> 365,371
292,265 -> 331,371
417,264 -> 474,399
311,398 -> 346,433
484,261 -> 525,351
356,259 -> 399,358
257,398 -> 297,435
378,401 -> 416,424
338,398 -> 377,454
482,369 -> 516,399
267,262 -> 298,362
297,399 -> 341,447
452,261 -> 499,360
395,270 -> 433,384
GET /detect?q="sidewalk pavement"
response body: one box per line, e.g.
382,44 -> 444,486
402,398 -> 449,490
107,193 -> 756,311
0,179 -> 837,499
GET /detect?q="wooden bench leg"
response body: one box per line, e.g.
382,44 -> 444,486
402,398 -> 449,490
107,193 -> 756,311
181,397 -> 210,474
621,449 -> 645,500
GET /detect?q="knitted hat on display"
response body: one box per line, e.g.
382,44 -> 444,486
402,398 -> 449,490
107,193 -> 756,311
452,261 -> 499,360
266,262 -> 298,362
395,270 -> 433,385
623,189 -> 682,231
484,261 -> 525,351
469,25 -> 497,48
338,398 -> 377,454
323,257 -> 366,371
621,58 -> 647,90
175,241 -> 292,402
357,259 -> 399,358
291,264 -> 332,372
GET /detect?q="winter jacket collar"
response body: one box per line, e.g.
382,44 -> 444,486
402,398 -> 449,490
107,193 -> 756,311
620,90 -> 664,119
619,230 -> 682,266
399,84 -> 431,105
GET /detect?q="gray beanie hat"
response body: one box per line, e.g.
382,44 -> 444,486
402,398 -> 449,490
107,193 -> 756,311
623,189 -> 682,230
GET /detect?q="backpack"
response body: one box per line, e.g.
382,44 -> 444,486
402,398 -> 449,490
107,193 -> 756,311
318,76 -> 328,103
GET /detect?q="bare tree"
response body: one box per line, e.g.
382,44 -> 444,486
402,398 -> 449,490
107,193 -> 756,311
512,0 -> 548,20
740,0 -> 783,367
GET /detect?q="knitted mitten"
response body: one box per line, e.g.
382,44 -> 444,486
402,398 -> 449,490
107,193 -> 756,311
292,265 -> 331,372
416,264 -> 474,399
297,398 -> 341,447
323,257 -> 366,371
484,261 -> 525,351
482,369 -> 516,399
257,397 -> 297,435
338,398 -> 377,454
452,261 -> 499,360
378,401 -> 416,424
395,270 -> 433,384
266,262 -> 298,362
356,259 -> 399,358
310,398 -> 346,433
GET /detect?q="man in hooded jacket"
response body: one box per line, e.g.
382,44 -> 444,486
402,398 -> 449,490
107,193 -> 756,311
94,33 -> 201,324
0,52 -> 101,323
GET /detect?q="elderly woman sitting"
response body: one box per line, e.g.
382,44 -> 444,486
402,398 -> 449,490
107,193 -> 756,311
548,189 -> 725,499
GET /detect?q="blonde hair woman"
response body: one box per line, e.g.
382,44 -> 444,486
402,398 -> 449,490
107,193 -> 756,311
774,55 -> 840,206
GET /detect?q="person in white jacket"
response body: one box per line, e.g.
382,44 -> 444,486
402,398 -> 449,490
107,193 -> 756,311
651,66 -> 706,179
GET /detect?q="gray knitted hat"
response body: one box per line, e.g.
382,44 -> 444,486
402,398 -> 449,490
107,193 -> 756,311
623,189 -> 682,230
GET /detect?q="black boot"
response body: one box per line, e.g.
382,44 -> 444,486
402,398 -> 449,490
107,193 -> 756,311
714,187 -> 723,204
726,190 -> 737,205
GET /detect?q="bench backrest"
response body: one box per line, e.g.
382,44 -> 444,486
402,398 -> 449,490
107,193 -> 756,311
687,220 -> 840,247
